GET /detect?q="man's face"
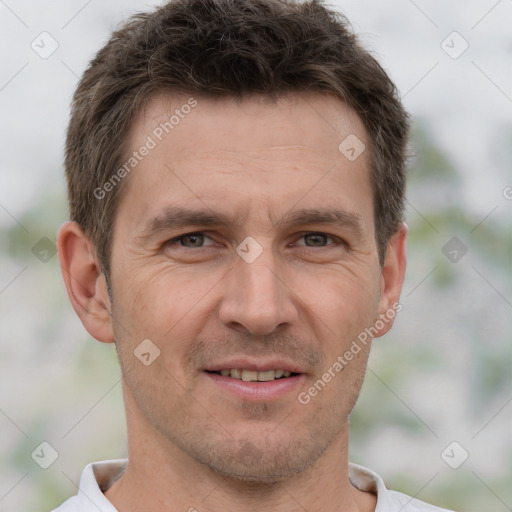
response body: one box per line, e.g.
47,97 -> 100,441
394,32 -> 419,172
108,93 -> 390,482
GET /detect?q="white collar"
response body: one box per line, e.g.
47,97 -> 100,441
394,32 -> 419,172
66,459 -> 451,512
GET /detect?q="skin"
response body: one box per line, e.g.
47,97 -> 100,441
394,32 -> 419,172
57,92 -> 407,512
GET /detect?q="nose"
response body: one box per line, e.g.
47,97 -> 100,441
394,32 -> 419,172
218,249 -> 298,336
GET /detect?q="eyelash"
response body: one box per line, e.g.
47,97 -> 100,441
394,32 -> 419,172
166,232 -> 346,249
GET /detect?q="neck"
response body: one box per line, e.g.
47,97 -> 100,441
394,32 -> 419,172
105,394 -> 376,512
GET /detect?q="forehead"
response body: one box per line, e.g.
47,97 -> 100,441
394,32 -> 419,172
116,92 -> 373,235
130,92 -> 367,161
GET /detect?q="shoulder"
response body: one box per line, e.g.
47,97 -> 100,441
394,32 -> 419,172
348,462 -> 454,512
383,489 -> 455,511
47,459 -> 127,512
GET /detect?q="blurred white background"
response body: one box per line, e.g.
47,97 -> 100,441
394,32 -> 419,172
0,1 -> 511,511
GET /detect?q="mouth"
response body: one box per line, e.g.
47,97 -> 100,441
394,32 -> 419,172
204,369 -> 300,382
202,362 -> 306,401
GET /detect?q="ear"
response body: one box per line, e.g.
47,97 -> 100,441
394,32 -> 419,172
374,222 -> 408,338
57,221 -> 115,343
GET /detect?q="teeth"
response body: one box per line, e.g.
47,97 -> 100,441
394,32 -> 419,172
215,369 -> 295,381
241,370 -> 258,382
257,370 -> 276,382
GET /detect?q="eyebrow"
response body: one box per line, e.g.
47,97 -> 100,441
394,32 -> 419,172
136,205 -> 364,241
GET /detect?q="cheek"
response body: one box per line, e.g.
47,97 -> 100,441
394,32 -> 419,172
298,268 -> 379,329
112,265 -> 224,371
115,263 -> 213,326
295,273 -> 380,391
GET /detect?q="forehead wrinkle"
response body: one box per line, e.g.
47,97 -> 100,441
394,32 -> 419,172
197,147 -> 336,165
206,145 -> 318,154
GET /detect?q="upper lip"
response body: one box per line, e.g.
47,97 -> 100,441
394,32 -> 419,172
204,358 -> 305,374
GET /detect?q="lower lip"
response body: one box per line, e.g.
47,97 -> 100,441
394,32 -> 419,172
203,372 -> 306,401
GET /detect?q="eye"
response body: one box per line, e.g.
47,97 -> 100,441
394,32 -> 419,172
167,232 -> 216,248
164,231 -> 345,252
294,232 -> 343,248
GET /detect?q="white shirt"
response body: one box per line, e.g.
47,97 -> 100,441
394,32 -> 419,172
51,459 -> 454,512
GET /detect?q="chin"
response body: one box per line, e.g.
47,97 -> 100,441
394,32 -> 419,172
188,433 -> 332,484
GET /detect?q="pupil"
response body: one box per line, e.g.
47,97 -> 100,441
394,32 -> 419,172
305,233 -> 326,246
184,234 -> 203,247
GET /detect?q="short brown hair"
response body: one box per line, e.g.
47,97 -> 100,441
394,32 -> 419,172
65,0 -> 409,279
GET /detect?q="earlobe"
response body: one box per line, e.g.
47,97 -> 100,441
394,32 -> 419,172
374,222 -> 408,338
56,221 -> 115,344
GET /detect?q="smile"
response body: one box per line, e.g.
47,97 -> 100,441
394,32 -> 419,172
203,370 -> 305,401
206,369 -> 298,381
